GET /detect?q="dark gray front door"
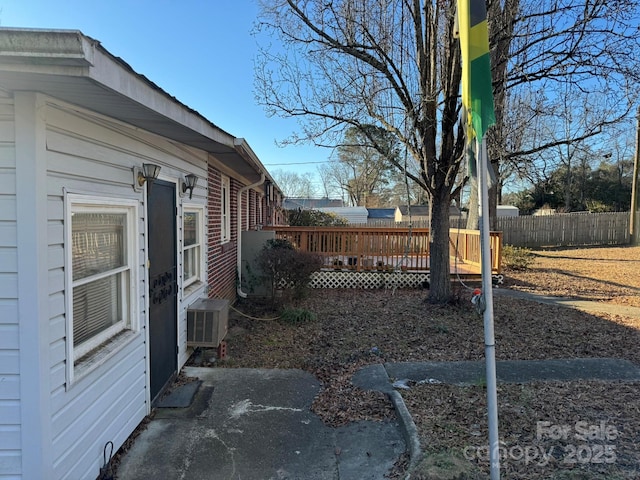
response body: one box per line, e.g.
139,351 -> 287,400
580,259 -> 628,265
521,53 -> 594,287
147,179 -> 178,402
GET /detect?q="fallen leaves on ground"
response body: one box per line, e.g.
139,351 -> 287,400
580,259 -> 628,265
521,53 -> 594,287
504,245 -> 640,307
213,245 -> 640,479
404,381 -> 640,479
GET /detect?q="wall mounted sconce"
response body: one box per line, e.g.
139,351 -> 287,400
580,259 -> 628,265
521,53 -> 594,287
180,173 -> 198,200
133,163 -> 161,192
264,180 -> 272,205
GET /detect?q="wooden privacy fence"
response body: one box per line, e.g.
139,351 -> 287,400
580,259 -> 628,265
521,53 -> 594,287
497,212 -> 630,248
264,226 -> 502,274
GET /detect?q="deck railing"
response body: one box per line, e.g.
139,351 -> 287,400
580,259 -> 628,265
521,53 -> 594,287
264,226 -> 502,274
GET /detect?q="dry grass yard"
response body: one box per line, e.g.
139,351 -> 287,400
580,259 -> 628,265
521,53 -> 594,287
218,245 -> 640,479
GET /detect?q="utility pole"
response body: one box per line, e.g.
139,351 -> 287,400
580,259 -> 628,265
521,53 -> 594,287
631,106 -> 640,244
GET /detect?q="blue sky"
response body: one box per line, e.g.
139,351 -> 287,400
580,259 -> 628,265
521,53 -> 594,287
0,0 -> 329,180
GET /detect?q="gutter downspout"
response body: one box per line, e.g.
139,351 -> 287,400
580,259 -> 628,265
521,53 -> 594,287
237,173 -> 265,298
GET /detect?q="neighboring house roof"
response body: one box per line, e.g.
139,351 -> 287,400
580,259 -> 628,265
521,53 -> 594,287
396,204 -> 462,217
283,197 -> 344,209
397,205 -> 430,217
0,27 -> 281,192
316,206 -> 369,224
367,208 -> 396,219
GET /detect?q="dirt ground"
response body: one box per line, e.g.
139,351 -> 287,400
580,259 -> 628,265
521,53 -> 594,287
503,245 -> 640,307
216,245 -> 640,479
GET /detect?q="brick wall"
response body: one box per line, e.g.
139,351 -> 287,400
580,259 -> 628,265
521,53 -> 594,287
249,189 -> 256,229
206,165 -> 237,302
206,165 -> 270,302
262,186 -> 285,226
241,189 -> 247,231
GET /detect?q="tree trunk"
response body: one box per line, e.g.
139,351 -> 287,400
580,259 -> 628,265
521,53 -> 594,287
466,176 -> 479,230
489,182 -> 498,231
428,190 -> 452,303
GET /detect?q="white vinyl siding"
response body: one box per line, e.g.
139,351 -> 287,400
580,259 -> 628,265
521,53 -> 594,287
42,102 -> 148,480
42,100 -> 207,479
3,50 -> 214,479
0,98 -> 20,478
221,175 -> 231,243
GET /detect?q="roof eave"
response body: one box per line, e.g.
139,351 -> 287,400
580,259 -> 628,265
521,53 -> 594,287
0,27 -> 278,186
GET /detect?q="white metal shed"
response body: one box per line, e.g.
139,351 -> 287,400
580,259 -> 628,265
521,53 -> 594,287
316,206 -> 369,224
497,205 -> 520,217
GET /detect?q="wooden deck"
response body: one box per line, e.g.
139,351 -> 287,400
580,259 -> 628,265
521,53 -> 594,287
264,226 -> 502,276
321,254 -> 479,275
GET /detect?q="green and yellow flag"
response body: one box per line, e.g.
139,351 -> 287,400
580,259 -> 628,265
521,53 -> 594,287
457,0 -> 495,143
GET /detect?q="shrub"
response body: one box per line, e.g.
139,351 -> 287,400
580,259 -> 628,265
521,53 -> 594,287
502,244 -> 534,270
285,208 -> 348,226
586,200 -> 614,213
256,238 -> 324,303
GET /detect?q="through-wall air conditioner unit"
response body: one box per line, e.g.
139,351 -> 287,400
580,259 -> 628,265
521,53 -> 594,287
186,298 -> 229,348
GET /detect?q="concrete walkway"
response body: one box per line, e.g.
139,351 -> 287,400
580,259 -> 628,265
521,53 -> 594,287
351,289 -> 640,471
353,357 -> 640,471
493,288 -> 640,317
355,358 -> 640,390
117,367 -> 405,480
117,357 -> 640,479
116,290 -> 640,479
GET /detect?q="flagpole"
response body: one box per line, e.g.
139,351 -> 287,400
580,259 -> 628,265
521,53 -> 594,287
476,137 -> 500,479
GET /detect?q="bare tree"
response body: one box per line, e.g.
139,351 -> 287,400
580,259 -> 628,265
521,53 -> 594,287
464,0 -> 639,228
322,158 -> 359,205
271,169 -> 318,198
253,0 -> 639,301
487,0 -> 640,210
319,137 -> 421,207
316,163 -> 336,199
542,84 -> 609,210
255,0 -> 465,303
330,125 -> 400,206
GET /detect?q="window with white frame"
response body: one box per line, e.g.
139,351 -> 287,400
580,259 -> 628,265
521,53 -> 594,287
221,175 -> 231,243
183,206 -> 203,287
66,196 -> 137,368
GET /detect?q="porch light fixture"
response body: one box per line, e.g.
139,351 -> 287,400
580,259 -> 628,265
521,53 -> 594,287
133,163 -> 161,192
181,173 -> 198,200
264,180 -> 272,205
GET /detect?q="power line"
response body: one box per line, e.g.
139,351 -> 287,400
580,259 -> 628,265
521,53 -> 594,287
263,161 -> 328,166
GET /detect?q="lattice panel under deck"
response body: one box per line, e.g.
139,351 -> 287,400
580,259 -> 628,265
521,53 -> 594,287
278,271 -> 501,290
307,271 -> 431,289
